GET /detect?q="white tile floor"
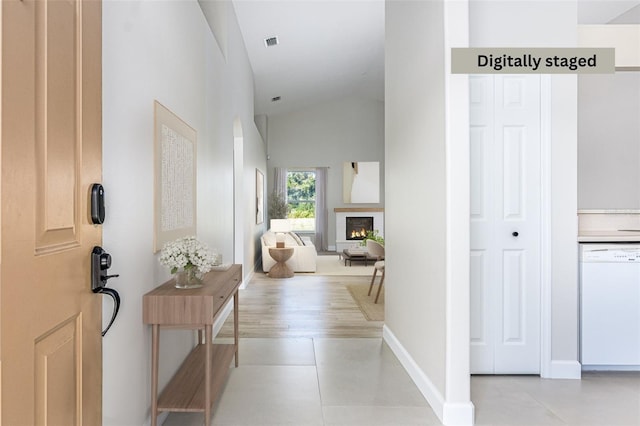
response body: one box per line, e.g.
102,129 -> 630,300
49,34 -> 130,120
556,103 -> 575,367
472,372 -> 640,426
164,338 -> 440,426
163,338 -> 640,426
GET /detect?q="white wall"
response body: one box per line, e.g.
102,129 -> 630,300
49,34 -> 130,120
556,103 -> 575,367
470,0 -> 580,378
384,1 -> 473,424
385,1 -> 579,424
102,1 -> 265,424
385,0 -> 449,417
265,96 -> 384,247
578,72 -> 640,209
385,1 -> 473,424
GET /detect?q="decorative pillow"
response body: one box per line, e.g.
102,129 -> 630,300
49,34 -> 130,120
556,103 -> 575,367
262,232 -> 276,247
296,233 -> 307,246
288,232 -> 304,246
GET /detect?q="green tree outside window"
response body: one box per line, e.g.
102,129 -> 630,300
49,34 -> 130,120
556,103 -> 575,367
287,171 -> 316,219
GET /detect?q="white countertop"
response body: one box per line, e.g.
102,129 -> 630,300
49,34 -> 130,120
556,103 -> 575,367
578,211 -> 640,242
578,230 -> 640,243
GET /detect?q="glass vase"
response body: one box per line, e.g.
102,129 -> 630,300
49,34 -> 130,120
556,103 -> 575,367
174,268 -> 203,289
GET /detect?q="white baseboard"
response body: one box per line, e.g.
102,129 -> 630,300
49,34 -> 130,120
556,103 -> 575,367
582,365 -> 640,372
382,326 -> 445,420
383,326 -> 474,426
212,300 -> 234,337
443,402 -> 475,426
209,264 -> 250,336
241,267 -> 255,290
549,360 -> 582,379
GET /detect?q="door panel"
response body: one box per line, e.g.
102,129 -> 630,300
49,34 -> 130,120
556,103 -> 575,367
495,75 -> 541,374
502,126 -> 525,219
470,249 -> 493,372
35,0 -> 81,253
470,127 -> 489,220
470,75 -> 541,374
34,315 -> 82,426
502,249 -> 524,343
470,76 -> 495,374
1,0 -> 102,424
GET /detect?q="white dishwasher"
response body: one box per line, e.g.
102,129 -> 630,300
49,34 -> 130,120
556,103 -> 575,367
580,243 -> 640,370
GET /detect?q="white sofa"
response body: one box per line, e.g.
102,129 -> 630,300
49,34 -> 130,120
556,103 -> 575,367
261,231 -> 317,273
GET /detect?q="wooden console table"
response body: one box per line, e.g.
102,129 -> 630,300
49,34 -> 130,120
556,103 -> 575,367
143,264 -> 242,426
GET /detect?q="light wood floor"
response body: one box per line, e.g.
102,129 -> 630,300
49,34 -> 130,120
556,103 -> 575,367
219,272 -> 383,338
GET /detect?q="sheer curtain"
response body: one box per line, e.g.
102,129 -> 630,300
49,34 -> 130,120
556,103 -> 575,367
315,167 -> 328,252
273,167 -> 287,200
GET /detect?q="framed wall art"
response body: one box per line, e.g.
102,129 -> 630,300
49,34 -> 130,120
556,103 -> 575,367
343,161 -> 380,203
256,169 -> 264,224
153,100 -> 197,252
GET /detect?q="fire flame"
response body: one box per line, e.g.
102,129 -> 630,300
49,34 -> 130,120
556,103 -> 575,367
350,228 -> 367,239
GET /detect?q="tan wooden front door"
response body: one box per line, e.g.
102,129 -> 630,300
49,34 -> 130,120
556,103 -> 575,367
1,0 -> 103,424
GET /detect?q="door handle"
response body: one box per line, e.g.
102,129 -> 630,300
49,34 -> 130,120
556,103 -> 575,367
512,231 -> 519,237
91,246 -> 121,336
95,286 -> 120,337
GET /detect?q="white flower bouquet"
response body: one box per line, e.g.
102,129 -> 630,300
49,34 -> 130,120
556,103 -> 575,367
159,236 -> 216,288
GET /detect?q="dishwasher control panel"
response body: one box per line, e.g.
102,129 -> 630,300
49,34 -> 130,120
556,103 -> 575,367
581,245 -> 640,263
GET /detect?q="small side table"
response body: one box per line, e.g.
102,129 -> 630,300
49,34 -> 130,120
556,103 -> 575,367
268,247 -> 295,278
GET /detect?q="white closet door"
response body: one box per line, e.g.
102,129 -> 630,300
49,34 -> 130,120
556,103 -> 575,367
470,75 -> 541,374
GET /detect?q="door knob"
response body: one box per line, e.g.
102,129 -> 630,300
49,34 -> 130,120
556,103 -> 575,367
91,246 -> 121,336
512,231 -> 519,237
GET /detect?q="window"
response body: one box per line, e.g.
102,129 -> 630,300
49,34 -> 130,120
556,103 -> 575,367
287,170 -> 315,231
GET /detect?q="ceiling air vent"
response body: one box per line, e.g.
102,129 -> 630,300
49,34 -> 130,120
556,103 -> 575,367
271,96 -> 281,102
264,36 -> 279,47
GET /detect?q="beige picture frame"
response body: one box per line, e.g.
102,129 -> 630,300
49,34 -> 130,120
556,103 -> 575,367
256,169 -> 264,224
153,101 -> 197,252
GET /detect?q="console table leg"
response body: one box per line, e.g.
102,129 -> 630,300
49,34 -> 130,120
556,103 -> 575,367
151,324 -> 159,426
234,290 -> 239,367
204,324 -> 212,426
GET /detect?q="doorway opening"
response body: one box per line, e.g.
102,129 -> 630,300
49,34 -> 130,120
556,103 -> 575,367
233,118 -> 244,265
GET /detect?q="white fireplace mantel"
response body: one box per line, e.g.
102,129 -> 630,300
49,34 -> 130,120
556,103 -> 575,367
333,208 -> 384,253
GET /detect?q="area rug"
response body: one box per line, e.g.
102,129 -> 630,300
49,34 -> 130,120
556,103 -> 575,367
346,283 -> 384,321
314,254 -> 374,276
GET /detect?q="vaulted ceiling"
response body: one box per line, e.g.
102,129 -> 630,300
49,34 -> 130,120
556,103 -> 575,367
232,0 -> 384,116
229,0 -> 639,117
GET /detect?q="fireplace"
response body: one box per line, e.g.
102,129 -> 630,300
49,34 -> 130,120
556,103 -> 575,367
346,216 -> 373,240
